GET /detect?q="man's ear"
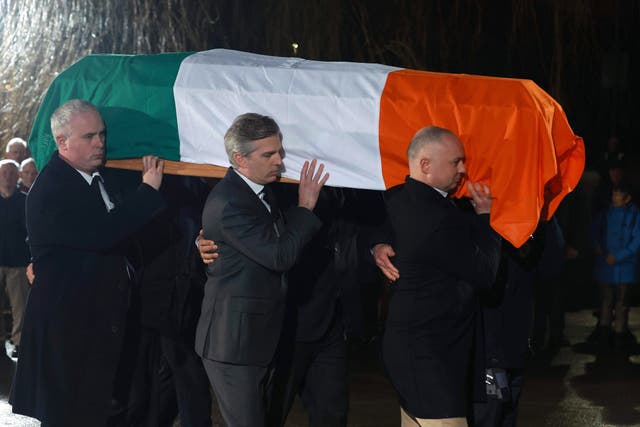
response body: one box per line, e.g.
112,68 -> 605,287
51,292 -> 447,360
420,157 -> 431,174
233,152 -> 247,168
55,134 -> 67,151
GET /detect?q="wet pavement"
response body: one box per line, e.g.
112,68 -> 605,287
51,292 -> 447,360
2,308 -> 640,426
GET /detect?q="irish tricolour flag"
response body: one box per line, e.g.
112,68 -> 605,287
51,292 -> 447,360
29,49 -> 584,247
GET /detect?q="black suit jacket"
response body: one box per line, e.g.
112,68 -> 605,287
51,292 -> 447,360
195,168 -> 321,366
10,152 -> 165,426
382,177 -> 501,419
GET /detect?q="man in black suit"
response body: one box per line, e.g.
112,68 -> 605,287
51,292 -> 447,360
10,99 -> 166,427
196,113 -> 329,427
199,185 -> 384,427
375,126 -> 501,427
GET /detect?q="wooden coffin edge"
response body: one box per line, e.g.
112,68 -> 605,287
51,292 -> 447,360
105,158 -> 298,183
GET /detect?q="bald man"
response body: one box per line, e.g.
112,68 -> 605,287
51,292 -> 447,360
379,126 -> 501,427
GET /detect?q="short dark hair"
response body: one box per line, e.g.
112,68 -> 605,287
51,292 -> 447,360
224,113 -> 282,168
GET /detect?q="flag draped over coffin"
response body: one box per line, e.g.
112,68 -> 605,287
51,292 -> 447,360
29,49 -> 585,247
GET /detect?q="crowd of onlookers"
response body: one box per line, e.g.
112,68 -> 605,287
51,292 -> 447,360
0,137 -> 38,361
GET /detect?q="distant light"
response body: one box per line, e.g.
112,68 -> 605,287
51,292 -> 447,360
291,42 -> 299,56
91,33 -> 96,38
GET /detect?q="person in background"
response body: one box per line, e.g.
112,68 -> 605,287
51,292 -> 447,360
0,159 -> 30,360
599,135 -> 625,180
118,174 -> 213,427
4,138 -> 28,163
18,157 -> 38,193
472,216 -> 564,427
591,183 -> 640,349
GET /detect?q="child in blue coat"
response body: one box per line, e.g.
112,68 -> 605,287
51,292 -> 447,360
592,184 -> 640,346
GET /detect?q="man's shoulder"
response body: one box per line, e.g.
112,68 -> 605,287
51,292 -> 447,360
209,169 -> 253,200
28,159 -> 84,203
386,181 -> 445,209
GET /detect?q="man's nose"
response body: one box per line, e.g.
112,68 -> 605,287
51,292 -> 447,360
458,161 -> 467,174
94,135 -> 105,147
273,152 -> 283,165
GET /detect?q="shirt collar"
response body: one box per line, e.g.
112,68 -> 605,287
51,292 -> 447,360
232,168 -> 264,195
431,186 -> 449,198
75,169 -> 103,186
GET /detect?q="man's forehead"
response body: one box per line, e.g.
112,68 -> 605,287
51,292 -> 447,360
68,111 -> 104,129
0,163 -> 18,171
439,135 -> 464,155
421,135 -> 464,156
252,135 -> 282,152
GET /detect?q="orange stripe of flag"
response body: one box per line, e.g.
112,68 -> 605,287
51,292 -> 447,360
378,69 -> 584,247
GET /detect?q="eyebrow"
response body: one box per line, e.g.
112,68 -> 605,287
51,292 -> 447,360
80,129 -> 106,138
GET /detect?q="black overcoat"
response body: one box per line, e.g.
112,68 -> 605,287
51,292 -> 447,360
382,177 -> 501,419
10,152 -> 165,426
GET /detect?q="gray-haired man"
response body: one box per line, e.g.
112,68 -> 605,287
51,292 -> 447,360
10,99 -> 166,427
196,113 -> 329,427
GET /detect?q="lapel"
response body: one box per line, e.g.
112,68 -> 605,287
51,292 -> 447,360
225,168 -> 275,223
48,152 -> 110,212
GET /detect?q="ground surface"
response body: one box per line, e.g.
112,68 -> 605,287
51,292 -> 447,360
2,308 -> 640,426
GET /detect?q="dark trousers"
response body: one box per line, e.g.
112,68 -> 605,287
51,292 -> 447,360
111,328 -> 212,427
471,369 -> 524,427
269,315 -> 349,427
202,358 -> 275,427
162,336 -> 212,427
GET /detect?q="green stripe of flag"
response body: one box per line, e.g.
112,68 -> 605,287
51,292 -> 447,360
29,52 -> 193,170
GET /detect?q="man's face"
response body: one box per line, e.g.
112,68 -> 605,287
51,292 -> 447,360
426,134 -> 467,193
5,143 -> 27,162
235,135 -> 284,185
0,164 -> 19,193
56,110 -> 106,173
609,167 -> 624,186
20,162 -> 38,189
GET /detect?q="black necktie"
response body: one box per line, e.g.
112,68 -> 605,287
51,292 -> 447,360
91,175 -> 106,210
261,186 -> 279,216
261,186 -> 281,235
